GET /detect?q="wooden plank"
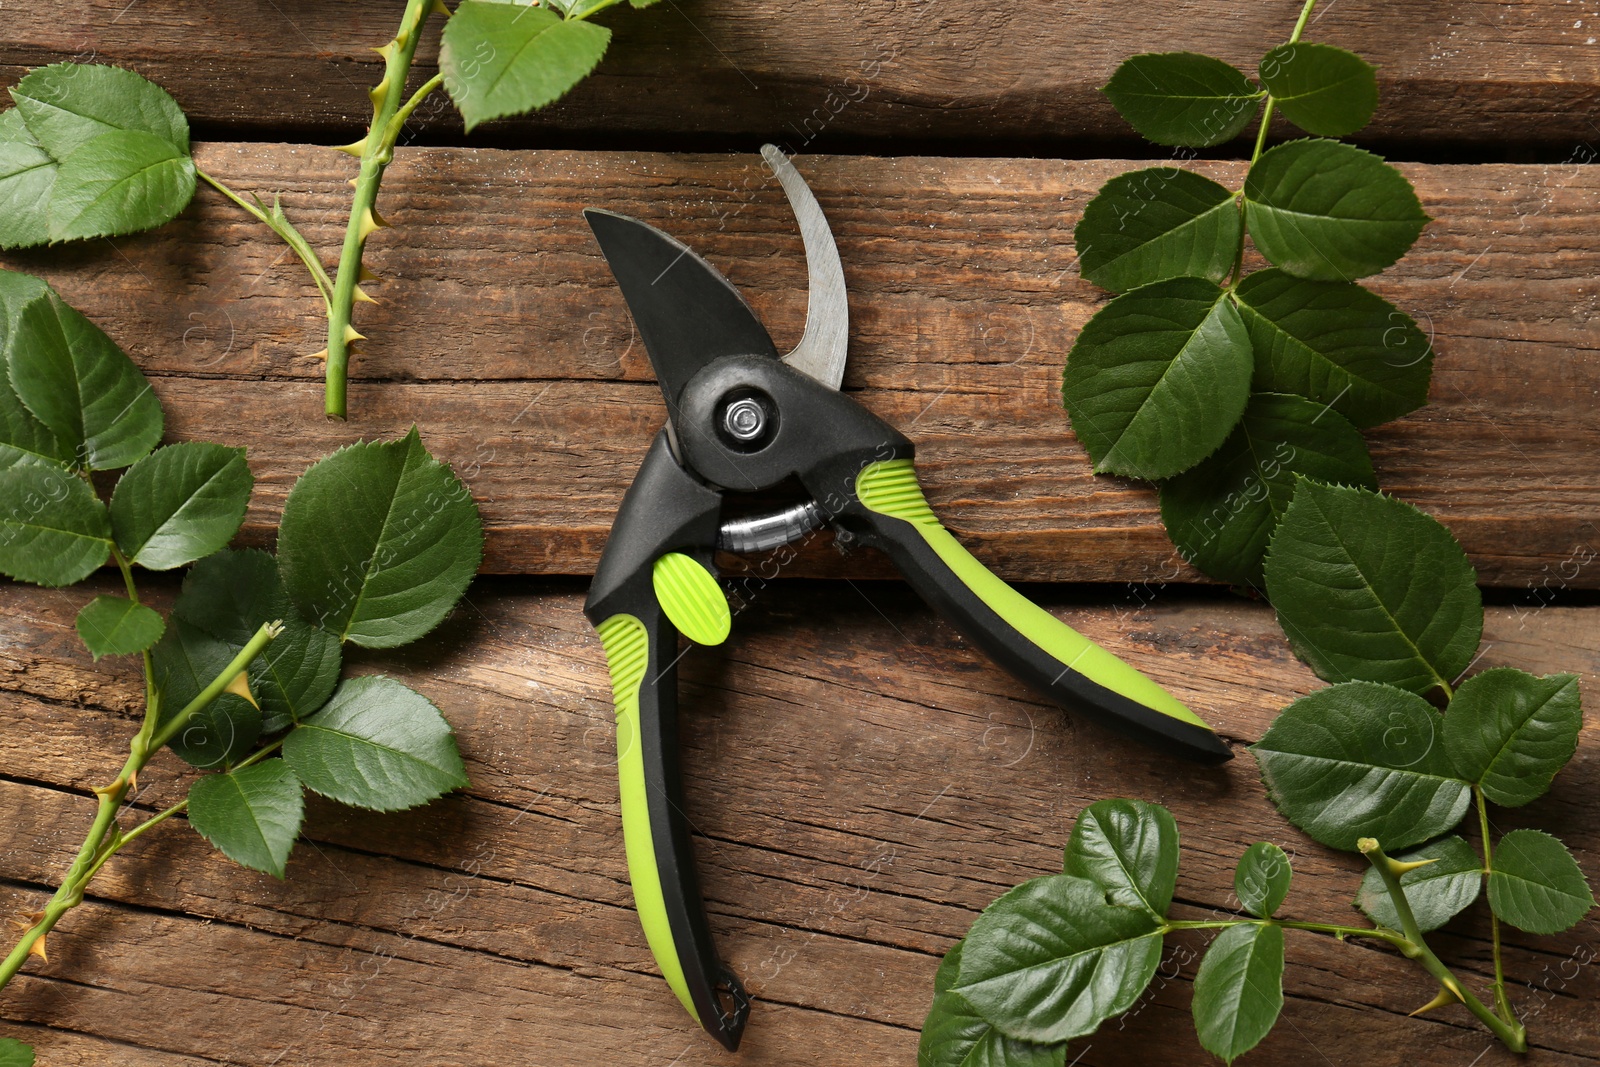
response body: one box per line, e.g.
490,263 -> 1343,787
0,575 -> 1597,1063
3,146 -> 1596,585
1,2 -> 1598,151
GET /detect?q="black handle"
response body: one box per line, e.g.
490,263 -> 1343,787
585,432 -> 749,1049
845,459 -> 1232,764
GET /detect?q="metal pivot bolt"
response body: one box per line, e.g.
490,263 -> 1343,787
722,397 -> 766,441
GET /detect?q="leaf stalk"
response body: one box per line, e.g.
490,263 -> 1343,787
197,169 -> 336,310
1228,0 -> 1320,287
1475,787 -> 1516,1023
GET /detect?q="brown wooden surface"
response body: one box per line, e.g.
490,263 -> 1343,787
2,2 -> 1598,152
0,576 -> 1596,1065
3,145 -> 1596,586
3,5 -> 1599,1065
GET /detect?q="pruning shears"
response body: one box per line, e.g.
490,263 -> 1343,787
582,147 -> 1232,1050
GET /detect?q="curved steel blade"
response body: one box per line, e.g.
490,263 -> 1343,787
761,145 -> 848,391
584,208 -> 778,413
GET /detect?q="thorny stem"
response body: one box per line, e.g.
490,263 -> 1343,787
1360,839 -> 1527,1053
1228,0 -> 1320,287
1477,787 -> 1516,1023
0,708 -> 148,990
209,0 -> 627,417
0,622 -> 281,995
74,798 -> 188,888
69,737 -> 287,890
65,743 -> 287,903
150,622 -> 282,752
325,0 -> 445,419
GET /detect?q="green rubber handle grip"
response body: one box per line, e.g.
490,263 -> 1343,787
853,459 -> 1231,763
594,613 -> 700,1023
592,603 -> 749,1050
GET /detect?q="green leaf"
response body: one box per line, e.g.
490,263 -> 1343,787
6,289 -> 163,470
1191,923 -> 1284,1064
187,759 -> 305,879
1074,168 -> 1242,293
174,549 -> 285,646
0,380 -> 68,472
1159,392 -> 1376,588
110,442 -> 252,569
1487,829 -> 1594,935
0,461 -> 111,585
1061,277 -> 1252,479
922,946 -> 1068,1067
0,271 -> 71,469
283,675 -> 469,811
1355,836 -> 1481,933
919,989 -> 1067,1067
75,595 -> 163,659
440,3 -> 612,132
0,110 -> 56,249
48,128 -> 197,242
952,874 -> 1163,1044
7,65 -> 195,243
1234,842 -> 1292,919
152,619 -> 262,769
1264,480 -> 1481,695
277,429 -> 482,648
1257,43 -> 1379,138
1101,53 -> 1262,147
175,549 -> 341,735
0,1037 -> 34,1067
10,63 -> 191,159
1244,140 -> 1428,281
1252,681 -> 1471,852
1063,798 -> 1178,918
935,938 -> 965,995
1233,269 -> 1433,428
0,270 -> 50,319
1443,669 -> 1582,807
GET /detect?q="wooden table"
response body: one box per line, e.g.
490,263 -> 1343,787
2,3 -> 1598,1064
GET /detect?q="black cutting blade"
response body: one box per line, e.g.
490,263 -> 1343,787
584,208 -> 778,414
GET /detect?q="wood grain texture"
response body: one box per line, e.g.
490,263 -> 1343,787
2,145 -> 1596,585
1,1 -> 1598,151
0,575 -> 1595,1064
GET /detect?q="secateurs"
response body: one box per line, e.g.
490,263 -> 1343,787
582,146 -> 1232,1051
